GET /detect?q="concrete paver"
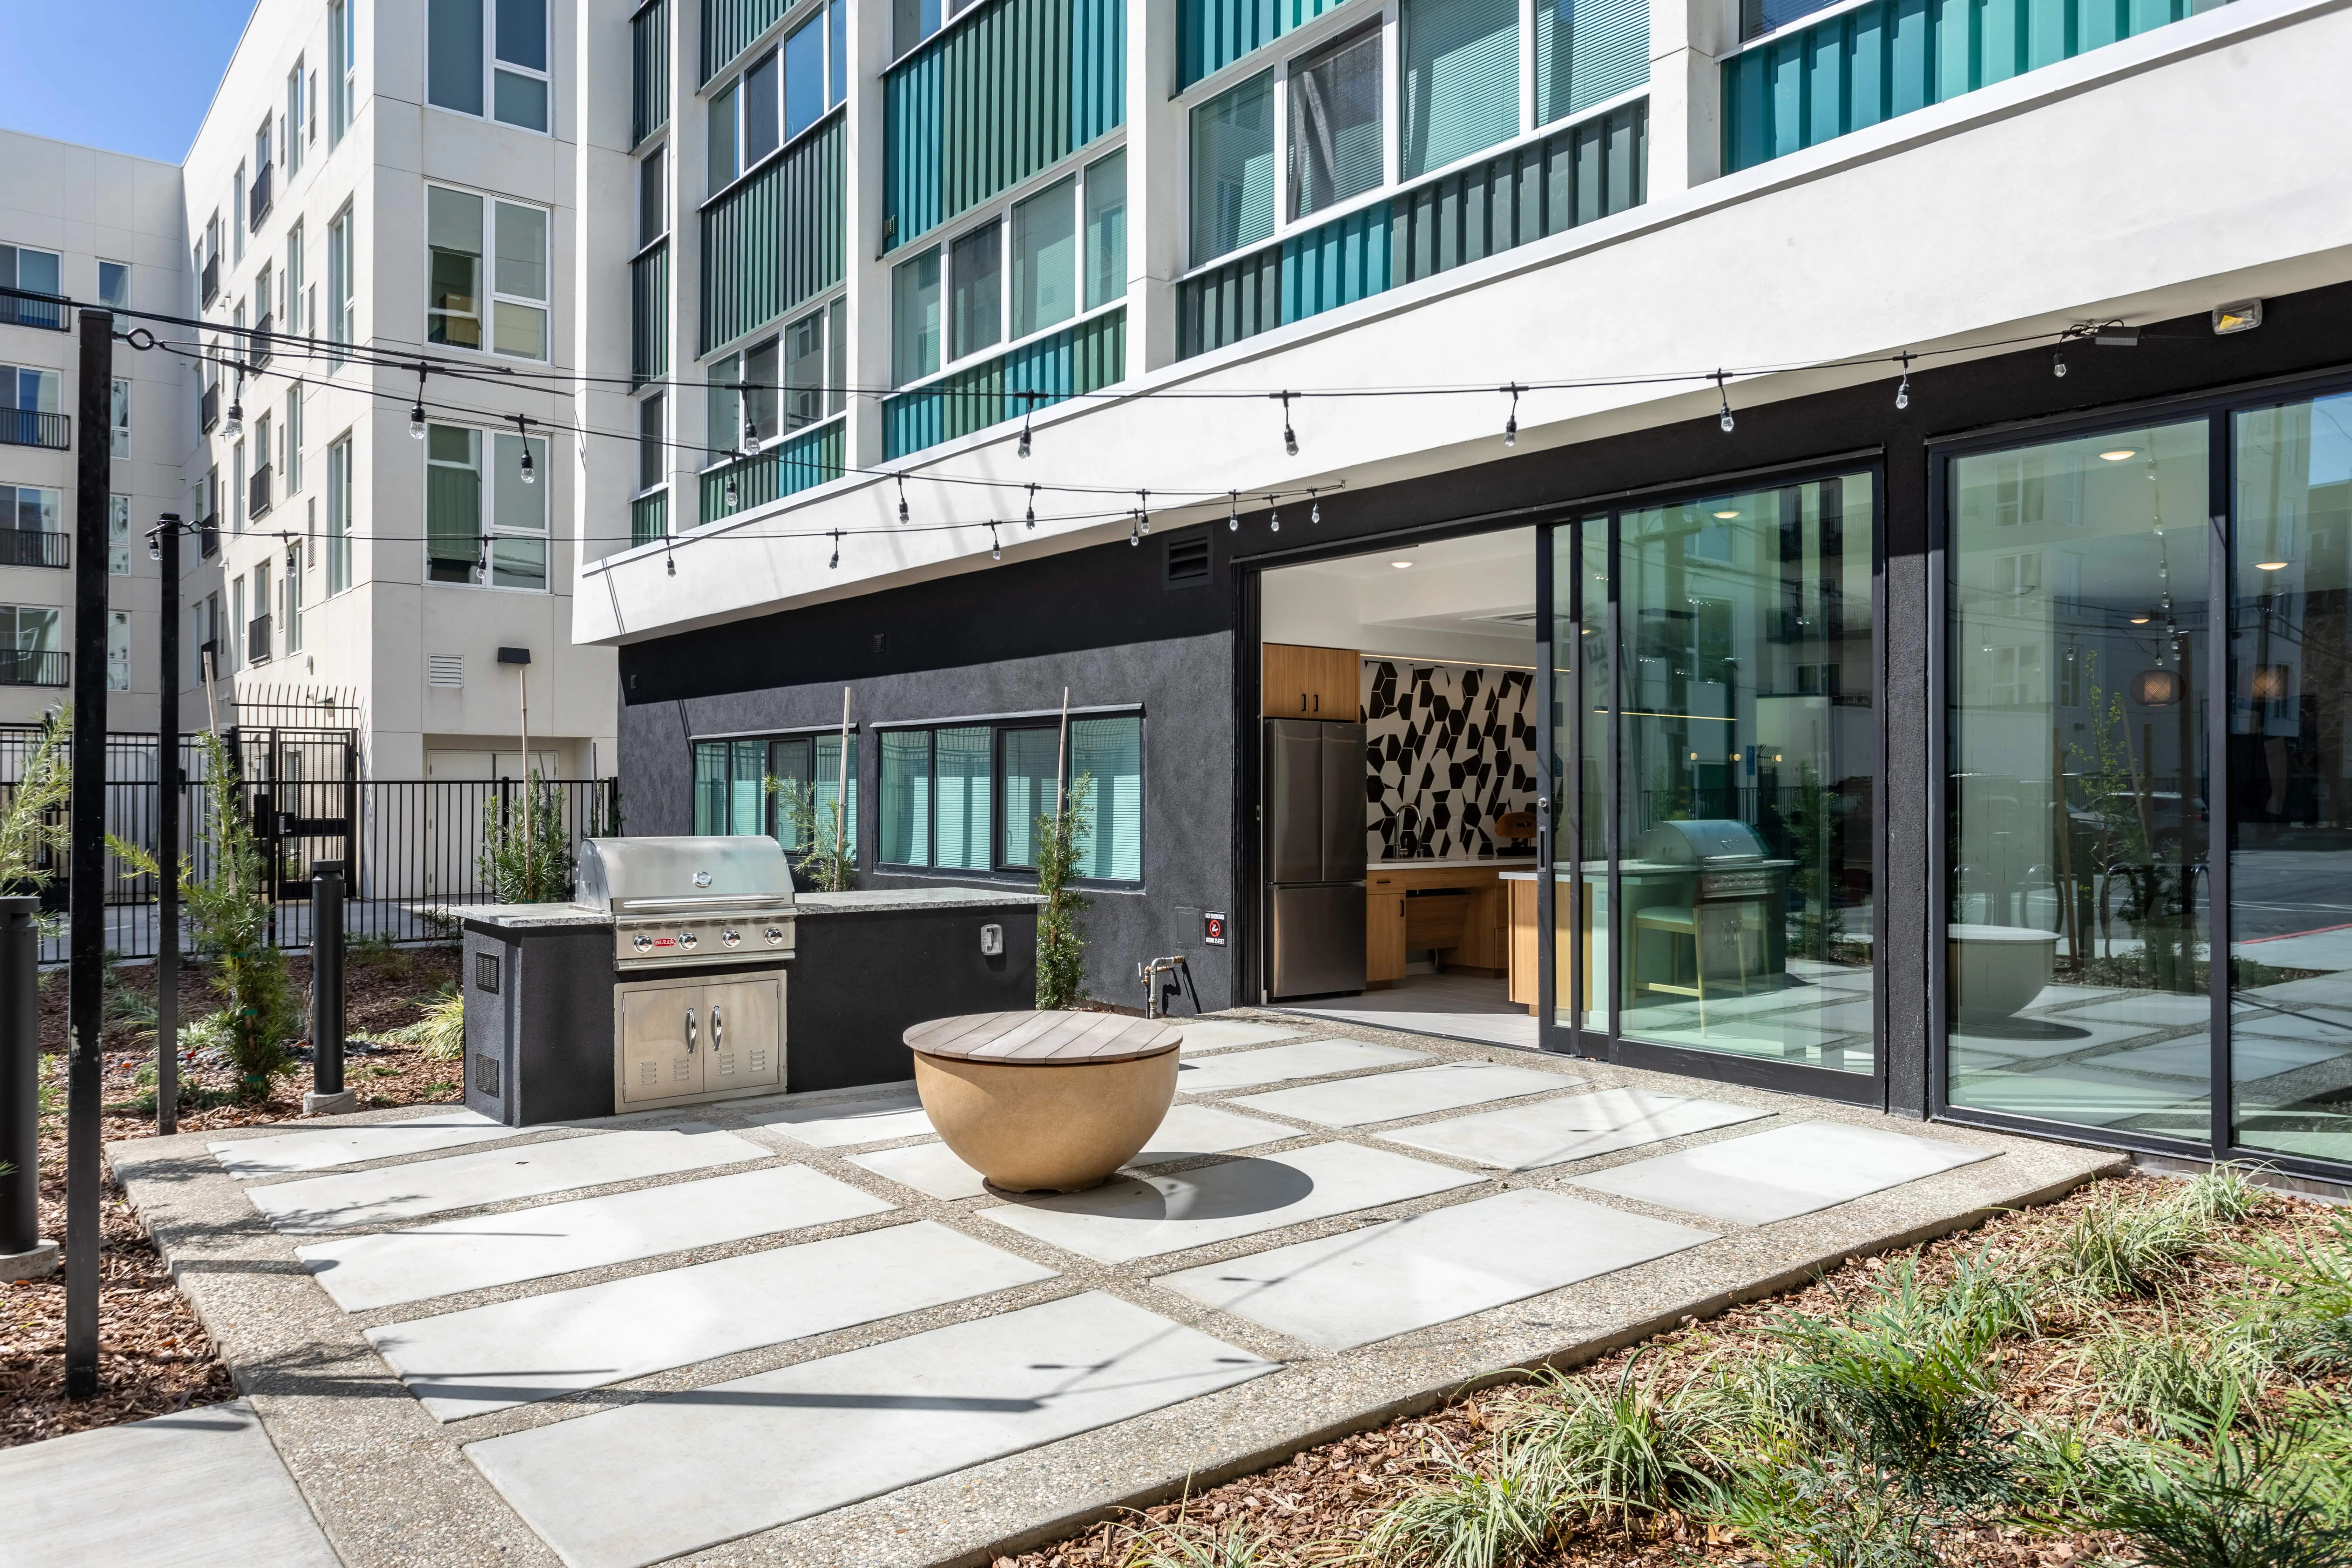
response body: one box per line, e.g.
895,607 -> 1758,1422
1172,1039 -> 1431,1093
1229,1061 -> 1575,1127
1376,1086 -> 1768,1170
1572,1119 -> 1994,1224
210,1108 -> 524,1178
749,1091 -> 935,1148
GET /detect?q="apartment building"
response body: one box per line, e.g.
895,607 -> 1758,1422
181,0 -> 617,781
0,131 -> 187,730
586,0 -> 2352,1184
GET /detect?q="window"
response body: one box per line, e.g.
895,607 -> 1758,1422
1,244 -> 62,327
743,51 -> 780,167
1290,27 -> 1384,218
782,10 -> 825,140
1191,73 -> 1275,266
1083,149 -> 1126,310
5,364 -> 61,424
637,394 -> 664,491
286,61 -> 306,174
328,0 -> 357,144
705,352 -> 741,461
707,82 -> 739,194
285,223 -> 304,334
425,188 -> 548,358
283,546 -> 303,652
326,434 -> 353,594
0,607 -> 61,685
108,495 -> 131,575
252,120 -> 273,226
691,734 -> 858,854
429,0 -> 550,131
638,147 -> 665,248
110,379 -> 130,459
1009,178 -> 1076,339
879,716 -> 1142,880
251,559 -> 271,661
232,165 -> 246,259
285,383 -> 302,494
894,0 -> 941,56
253,412 -> 273,515
890,248 -> 940,386
781,303 -> 843,428
232,440 -> 247,532
229,576 -> 245,671
327,205 -> 355,352
97,261 -> 129,328
1401,0 -> 1520,178
948,219 -> 1000,361
106,611 -> 130,692
424,423 -> 548,588
711,1 -> 844,199
1,485 -> 60,535
743,336 -> 778,444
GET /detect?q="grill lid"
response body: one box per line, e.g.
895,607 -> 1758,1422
576,835 -> 798,913
1630,818 -> 1768,866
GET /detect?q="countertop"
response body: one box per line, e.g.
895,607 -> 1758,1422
453,886 -> 1046,933
1366,857 -> 1535,872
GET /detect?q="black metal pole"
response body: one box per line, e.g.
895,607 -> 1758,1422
306,860 -> 348,1115
0,895 -> 47,1278
66,309 -> 110,1398
155,515 -> 180,1136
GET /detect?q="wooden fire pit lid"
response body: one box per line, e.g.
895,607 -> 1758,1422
904,1010 -> 1182,1066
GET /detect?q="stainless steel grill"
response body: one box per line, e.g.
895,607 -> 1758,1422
576,835 -> 798,971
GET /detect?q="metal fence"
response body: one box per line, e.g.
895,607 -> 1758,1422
0,729 -> 619,961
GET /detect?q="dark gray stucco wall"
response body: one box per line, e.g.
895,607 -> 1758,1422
617,629 -> 1239,1010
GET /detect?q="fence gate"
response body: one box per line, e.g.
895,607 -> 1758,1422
227,725 -> 358,903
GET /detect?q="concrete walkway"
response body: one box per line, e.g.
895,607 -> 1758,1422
49,1013 -> 2115,1568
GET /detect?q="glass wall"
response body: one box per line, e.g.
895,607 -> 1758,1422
1944,419 -> 2211,1138
2230,393 -> 2352,1162
1550,521 -> 1611,1033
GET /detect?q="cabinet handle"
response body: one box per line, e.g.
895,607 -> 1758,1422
710,1005 -> 724,1052
1300,691 -> 1308,712
1313,693 -> 1320,712
684,1007 -> 696,1054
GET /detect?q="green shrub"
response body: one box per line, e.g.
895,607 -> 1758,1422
2232,1215 -> 2352,1375
2045,1171 -> 2259,1301
478,774 -> 578,903
1363,1439 -> 1558,1568
764,775 -> 853,893
1033,771 -> 1093,1010
2091,1420 -> 2352,1568
1710,1451 -> 1944,1568
384,986 -> 466,1061
2088,1314 -> 2275,1441
1116,1512 -> 1291,1568
1508,1353 -> 1736,1525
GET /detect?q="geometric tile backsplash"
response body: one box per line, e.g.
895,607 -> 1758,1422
1362,660 -> 1539,861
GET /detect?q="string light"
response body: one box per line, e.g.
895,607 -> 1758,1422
1137,489 -> 1150,537
896,473 -> 908,524
988,519 -> 1001,561
1017,390 -> 1034,459
409,366 -> 428,439
665,532 -> 676,576
1715,371 -> 1735,434
1502,384 -> 1521,448
1279,391 -> 1298,457
1228,491 -> 1239,532
741,386 -> 761,457
1894,352 -> 1912,412
1310,490 -> 1320,525
724,474 -> 739,509
828,530 -> 840,570
222,380 -> 244,437
1128,507 -> 1140,547
2052,344 -> 2068,379
1025,483 -> 1037,529
515,414 -> 535,485
1269,495 -> 1281,533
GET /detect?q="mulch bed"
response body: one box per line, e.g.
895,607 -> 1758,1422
997,1173 -> 2340,1568
1,945 -> 462,1450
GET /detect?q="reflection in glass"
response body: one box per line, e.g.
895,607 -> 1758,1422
2231,394 -> 2352,1161
1946,420 -> 2210,1136
1615,476 -> 1877,1072
1549,522 -> 1610,1034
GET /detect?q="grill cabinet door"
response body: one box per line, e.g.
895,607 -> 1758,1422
620,985 -> 703,1104
700,976 -> 782,1091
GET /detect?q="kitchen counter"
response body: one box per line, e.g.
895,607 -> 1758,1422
1369,856 -> 1535,871
452,887 -> 1046,934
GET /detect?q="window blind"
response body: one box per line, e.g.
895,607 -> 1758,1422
1190,72 -> 1275,266
934,726 -> 993,870
1535,0 -> 1649,124
1402,0 -> 1520,178
1070,716 -> 1141,881
1290,31 -> 1385,220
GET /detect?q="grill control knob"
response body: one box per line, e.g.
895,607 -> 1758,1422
632,934 -> 653,952
721,928 -> 742,948
764,926 -> 785,946
677,930 -> 698,950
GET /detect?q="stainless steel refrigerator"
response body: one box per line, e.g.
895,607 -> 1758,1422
1265,718 -> 1367,998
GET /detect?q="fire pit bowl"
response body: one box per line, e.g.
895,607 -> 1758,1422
903,1012 -> 1182,1193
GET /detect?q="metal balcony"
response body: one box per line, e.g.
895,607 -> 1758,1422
0,290 -> 67,331
0,410 -> 68,451
201,383 -> 219,434
0,530 -> 69,569
248,165 -> 272,230
202,253 -> 219,307
246,614 -> 272,663
252,313 -> 272,370
250,462 -> 273,519
0,649 -> 67,688
199,521 -> 219,558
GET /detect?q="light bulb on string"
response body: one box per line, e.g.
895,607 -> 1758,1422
1894,352 -> 1912,412
1269,496 -> 1281,534
1502,384 -> 1520,448
2052,343 -> 2069,379
1715,371 -> 1735,434
1279,391 -> 1298,457
1137,489 -> 1150,537
1228,491 -> 1239,533
896,473 -> 909,524
1128,509 -> 1140,547
665,534 -> 676,576
514,414 -> 535,485
1017,391 -> 1034,459
1025,483 -> 1037,529
724,475 -> 739,509
223,391 -> 243,438
742,390 -> 761,457
989,520 -> 1001,562
146,529 -> 161,563
1310,490 -> 1320,526
409,366 -> 429,439
829,531 -> 840,570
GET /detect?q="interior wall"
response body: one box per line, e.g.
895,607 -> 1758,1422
1363,659 -> 1539,860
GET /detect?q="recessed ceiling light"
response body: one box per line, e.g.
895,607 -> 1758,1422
2256,560 -> 2290,571
1391,560 -> 1414,569
2100,449 -> 2137,461
1712,509 -> 1739,519
2130,616 -> 2151,624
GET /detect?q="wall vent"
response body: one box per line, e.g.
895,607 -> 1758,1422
428,654 -> 465,688
1164,532 -> 1210,589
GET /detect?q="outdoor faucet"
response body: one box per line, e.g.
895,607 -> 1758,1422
1138,954 -> 1198,1020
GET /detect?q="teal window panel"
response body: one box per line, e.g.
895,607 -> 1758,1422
885,45 -> 944,251
699,417 -> 845,523
702,0 -> 785,83
1281,202 -> 1391,324
782,112 -> 846,314
1534,0 -> 1650,125
633,0 -> 670,144
881,306 -> 1124,460
1722,0 -> 2214,172
631,490 -> 668,548
1178,0 -> 1352,90
1072,0 -> 1126,150
1177,244 -> 1282,358
631,241 -> 669,386
699,110 -> 844,356
1402,0 -> 1521,178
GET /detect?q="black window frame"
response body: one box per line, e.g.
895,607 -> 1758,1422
873,710 -> 1145,886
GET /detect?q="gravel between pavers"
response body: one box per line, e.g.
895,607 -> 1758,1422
109,1008 -> 2123,1568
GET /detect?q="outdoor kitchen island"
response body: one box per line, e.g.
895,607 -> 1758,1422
455,858 -> 1044,1126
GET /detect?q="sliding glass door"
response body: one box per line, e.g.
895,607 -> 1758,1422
1545,468 -> 1882,1099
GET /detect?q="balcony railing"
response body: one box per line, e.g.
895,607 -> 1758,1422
0,649 -> 67,688
0,529 -> 69,569
250,462 -> 273,518
199,521 -> 219,558
202,252 -> 219,307
246,614 -> 271,663
252,314 -> 273,370
0,410 -> 68,451
248,165 -> 272,229
201,383 -> 219,434
0,290 -> 67,331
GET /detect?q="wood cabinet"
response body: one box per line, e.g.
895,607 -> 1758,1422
1262,643 -> 1361,721
1366,886 -> 1407,985
1366,865 -> 1517,984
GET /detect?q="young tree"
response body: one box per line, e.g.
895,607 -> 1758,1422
1034,772 -> 1093,1009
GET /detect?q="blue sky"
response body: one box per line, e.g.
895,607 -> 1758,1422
1,2 -> 258,165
